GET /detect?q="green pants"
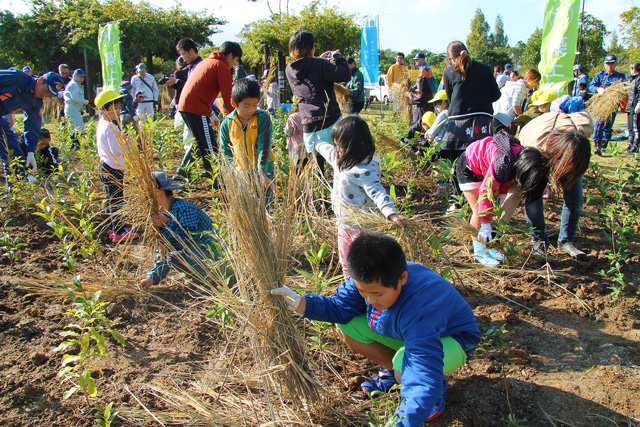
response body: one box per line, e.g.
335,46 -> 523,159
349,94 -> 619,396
338,314 -> 467,373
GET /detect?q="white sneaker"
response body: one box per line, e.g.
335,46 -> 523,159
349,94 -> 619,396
487,247 -> 505,262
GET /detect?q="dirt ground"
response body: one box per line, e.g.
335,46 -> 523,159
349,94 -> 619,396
1,117 -> 639,426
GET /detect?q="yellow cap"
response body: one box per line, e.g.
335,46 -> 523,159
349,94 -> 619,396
95,89 -> 126,109
429,89 -> 447,103
531,91 -> 558,106
421,111 -> 437,128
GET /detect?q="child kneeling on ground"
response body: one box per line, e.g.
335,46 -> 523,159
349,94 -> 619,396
272,232 -> 480,426
139,172 -> 220,289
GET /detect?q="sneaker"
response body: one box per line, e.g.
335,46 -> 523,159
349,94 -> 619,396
361,369 -> 398,394
426,378 -> 449,422
532,241 -> 548,257
472,241 -> 500,267
558,241 -> 586,260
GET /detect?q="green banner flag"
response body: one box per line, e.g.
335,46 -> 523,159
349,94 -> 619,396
98,22 -> 122,90
538,0 -> 581,91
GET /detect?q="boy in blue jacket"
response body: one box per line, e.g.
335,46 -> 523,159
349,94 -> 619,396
272,232 -> 480,426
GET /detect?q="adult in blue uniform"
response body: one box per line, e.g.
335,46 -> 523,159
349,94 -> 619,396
589,54 -> 626,155
0,69 -> 64,184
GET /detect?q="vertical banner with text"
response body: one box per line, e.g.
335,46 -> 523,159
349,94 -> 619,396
98,22 -> 122,90
361,19 -> 379,85
538,0 -> 581,92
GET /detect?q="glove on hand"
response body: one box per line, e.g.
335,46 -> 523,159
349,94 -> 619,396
270,286 -> 302,311
26,152 -> 37,172
597,87 -> 605,95
478,223 -> 493,243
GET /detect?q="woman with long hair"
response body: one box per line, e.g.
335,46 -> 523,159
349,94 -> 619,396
441,41 -> 501,209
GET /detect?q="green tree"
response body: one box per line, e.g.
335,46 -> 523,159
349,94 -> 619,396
489,15 -> 509,49
239,1 -> 360,68
378,49 -> 397,74
0,0 -> 224,76
621,7 -> 640,59
607,31 -> 630,70
520,28 -> 543,70
466,8 -> 491,63
576,12 -> 609,75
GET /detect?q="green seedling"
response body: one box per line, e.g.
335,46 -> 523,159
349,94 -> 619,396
96,401 -> 119,427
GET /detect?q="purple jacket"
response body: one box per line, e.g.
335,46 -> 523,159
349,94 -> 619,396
285,55 -> 350,133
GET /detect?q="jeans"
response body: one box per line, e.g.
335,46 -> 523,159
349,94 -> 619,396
524,177 -> 583,245
593,112 -> 616,145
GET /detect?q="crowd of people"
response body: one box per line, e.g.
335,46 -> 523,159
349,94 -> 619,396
0,30 -> 636,427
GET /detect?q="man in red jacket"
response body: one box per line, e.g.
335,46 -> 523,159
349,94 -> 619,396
178,41 -> 242,178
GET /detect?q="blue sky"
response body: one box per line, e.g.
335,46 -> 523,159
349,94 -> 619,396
5,0 -> 633,54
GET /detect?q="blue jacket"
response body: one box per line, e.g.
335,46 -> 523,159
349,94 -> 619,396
0,69 -> 44,153
304,262 -> 480,427
589,69 -> 626,94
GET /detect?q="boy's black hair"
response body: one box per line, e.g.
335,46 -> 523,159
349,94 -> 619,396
101,98 -> 124,111
433,99 -> 448,110
515,147 -> 550,204
176,37 -> 198,54
331,115 -> 375,171
577,82 -> 588,90
163,189 -> 174,198
346,232 -> 407,289
220,41 -> 243,59
39,128 -> 51,139
397,52 -> 405,58
288,30 -> 315,58
232,78 -> 261,103
347,57 -> 356,65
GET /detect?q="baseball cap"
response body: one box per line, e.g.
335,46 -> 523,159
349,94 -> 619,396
40,72 -> 65,96
72,68 -> 85,77
604,54 -> 617,63
573,64 -> 582,71
429,89 -> 448,103
531,91 -> 558,106
421,111 -> 436,128
136,63 -> 147,71
119,81 -> 133,93
22,66 -> 32,72
560,96 -> 585,114
152,171 -> 184,191
504,63 -> 513,69
413,53 -> 426,60
95,89 -> 126,108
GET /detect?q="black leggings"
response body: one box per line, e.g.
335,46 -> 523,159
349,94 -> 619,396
100,162 -> 124,234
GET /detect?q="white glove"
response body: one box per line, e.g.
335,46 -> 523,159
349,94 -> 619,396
270,286 -> 302,311
26,174 -> 38,184
478,223 -> 493,243
26,152 -> 37,172
597,87 -> 605,95
635,104 -> 640,114
57,91 -> 64,99
499,194 -> 507,206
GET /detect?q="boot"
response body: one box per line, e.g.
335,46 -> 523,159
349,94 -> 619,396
594,140 -> 602,156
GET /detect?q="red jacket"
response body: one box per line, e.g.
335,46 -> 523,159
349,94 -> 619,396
178,51 -> 232,117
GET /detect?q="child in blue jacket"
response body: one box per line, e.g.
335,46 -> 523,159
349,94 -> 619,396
271,232 -> 480,426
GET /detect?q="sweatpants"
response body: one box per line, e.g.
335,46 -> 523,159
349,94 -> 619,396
99,162 -> 125,234
180,111 -> 218,173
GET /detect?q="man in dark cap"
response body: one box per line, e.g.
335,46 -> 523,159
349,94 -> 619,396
0,69 -> 64,185
589,54 -> 626,155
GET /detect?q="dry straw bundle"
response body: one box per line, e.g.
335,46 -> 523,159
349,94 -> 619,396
389,82 -> 412,121
217,162 -> 321,406
334,83 -> 351,108
586,80 -> 631,123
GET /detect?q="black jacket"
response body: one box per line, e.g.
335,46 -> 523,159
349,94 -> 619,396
626,74 -> 640,113
172,55 -> 203,104
444,60 -> 501,116
285,55 -> 351,133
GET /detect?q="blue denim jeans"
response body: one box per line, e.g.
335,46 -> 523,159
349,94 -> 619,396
593,112 -> 616,144
524,177 -> 583,245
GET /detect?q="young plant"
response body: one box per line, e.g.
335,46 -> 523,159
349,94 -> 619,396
55,276 -> 125,401
96,401 -> 119,427
366,385 -> 405,427
0,228 -> 25,262
294,242 -> 343,295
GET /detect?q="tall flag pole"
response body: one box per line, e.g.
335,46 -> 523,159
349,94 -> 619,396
538,0 -> 582,93
361,17 -> 381,115
98,21 -> 123,90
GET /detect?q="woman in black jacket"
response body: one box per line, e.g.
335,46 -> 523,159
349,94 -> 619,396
626,62 -> 640,153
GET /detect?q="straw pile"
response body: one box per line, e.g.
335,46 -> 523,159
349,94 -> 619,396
334,83 -> 351,108
586,80 -> 631,123
218,162 -> 321,406
389,83 -> 412,121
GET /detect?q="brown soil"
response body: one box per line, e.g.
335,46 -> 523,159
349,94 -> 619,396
0,160 -> 639,427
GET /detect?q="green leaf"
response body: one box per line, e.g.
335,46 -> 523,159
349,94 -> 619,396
63,386 -> 79,399
108,329 -> 126,347
87,375 -> 97,397
61,354 -> 83,367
